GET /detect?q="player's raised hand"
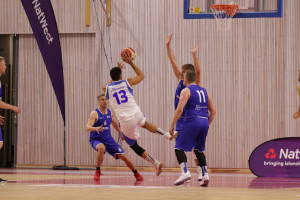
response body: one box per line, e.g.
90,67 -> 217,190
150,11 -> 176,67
122,53 -> 134,64
117,62 -> 126,70
191,45 -> 199,54
293,112 -> 300,119
166,34 -> 173,46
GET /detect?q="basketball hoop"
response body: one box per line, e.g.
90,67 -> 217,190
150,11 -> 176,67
210,4 -> 238,31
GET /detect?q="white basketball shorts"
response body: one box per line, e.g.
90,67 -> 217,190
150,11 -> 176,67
119,109 -> 146,140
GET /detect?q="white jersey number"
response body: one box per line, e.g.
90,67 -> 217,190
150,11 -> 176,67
196,90 -> 206,103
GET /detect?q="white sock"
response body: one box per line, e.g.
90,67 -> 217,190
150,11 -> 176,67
155,128 -> 168,135
197,166 -> 202,174
145,155 -> 156,165
179,162 -> 188,174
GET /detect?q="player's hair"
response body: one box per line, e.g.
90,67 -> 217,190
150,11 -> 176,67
97,93 -> 105,100
181,64 -> 195,71
0,56 -> 5,62
110,67 -> 122,81
185,70 -> 196,83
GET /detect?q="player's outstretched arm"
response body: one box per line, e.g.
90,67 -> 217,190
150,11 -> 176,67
293,84 -> 300,119
0,101 -> 21,113
207,92 -> 216,125
191,45 -> 201,86
86,111 -> 103,133
124,54 -> 144,86
166,34 -> 182,80
169,88 -> 190,134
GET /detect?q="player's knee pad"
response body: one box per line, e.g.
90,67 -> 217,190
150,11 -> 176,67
175,149 -> 187,164
130,142 -> 145,157
193,150 -> 207,166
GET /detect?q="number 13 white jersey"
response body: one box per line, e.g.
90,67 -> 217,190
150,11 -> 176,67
105,79 -> 140,122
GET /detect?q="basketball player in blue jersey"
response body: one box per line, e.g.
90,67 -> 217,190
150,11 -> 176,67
0,56 -> 21,182
104,53 -> 172,176
86,93 -> 143,181
166,34 -> 203,181
293,70 -> 300,119
169,70 -> 216,186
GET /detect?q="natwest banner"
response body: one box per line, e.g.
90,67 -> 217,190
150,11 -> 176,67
249,137 -> 300,177
21,0 -> 65,123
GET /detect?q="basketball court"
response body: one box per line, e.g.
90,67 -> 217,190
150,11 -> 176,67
1,0 -> 300,199
1,168 -> 300,200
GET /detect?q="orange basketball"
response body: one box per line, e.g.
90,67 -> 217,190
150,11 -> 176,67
120,47 -> 136,61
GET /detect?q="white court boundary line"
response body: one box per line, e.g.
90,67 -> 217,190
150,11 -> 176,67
0,169 -> 256,177
28,184 -> 170,189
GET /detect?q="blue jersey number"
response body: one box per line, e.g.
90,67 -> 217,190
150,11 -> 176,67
113,90 -> 128,105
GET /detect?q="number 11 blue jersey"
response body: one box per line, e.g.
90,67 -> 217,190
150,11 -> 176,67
184,84 -> 209,119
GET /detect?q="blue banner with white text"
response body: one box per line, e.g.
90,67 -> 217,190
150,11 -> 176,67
21,0 -> 65,123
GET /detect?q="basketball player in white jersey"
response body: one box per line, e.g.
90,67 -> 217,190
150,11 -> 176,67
293,70 -> 300,119
0,56 -> 21,182
104,53 -> 172,176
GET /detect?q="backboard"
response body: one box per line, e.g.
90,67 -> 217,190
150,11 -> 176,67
184,0 -> 283,19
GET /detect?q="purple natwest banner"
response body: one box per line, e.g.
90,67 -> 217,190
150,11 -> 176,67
249,137 -> 300,178
21,0 -> 65,123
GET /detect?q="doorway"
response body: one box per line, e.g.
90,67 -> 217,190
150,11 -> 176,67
0,34 -> 19,168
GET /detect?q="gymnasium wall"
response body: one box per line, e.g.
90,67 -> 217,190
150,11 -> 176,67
0,0 -> 299,168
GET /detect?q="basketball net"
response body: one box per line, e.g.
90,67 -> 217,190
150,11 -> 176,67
210,4 -> 238,31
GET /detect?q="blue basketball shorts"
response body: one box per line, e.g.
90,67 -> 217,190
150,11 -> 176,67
122,132 -> 137,146
90,137 -> 125,159
175,117 -> 209,152
175,117 -> 184,132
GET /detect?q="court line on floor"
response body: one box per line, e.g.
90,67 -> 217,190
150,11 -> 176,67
28,184 -> 171,189
0,169 -> 256,177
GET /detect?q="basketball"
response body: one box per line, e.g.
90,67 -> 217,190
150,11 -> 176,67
120,47 -> 136,61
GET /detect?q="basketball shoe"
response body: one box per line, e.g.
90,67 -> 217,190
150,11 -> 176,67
93,170 -> 102,181
134,172 -> 144,181
174,171 -> 191,185
0,178 -> 7,182
154,161 -> 163,176
200,173 -> 209,186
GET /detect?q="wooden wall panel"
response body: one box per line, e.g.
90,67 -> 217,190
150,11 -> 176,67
17,35 -> 65,165
1,0 -> 299,168
0,0 -> 96,33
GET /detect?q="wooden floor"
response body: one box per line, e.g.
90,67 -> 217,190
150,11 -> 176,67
1,168 -> 300,200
